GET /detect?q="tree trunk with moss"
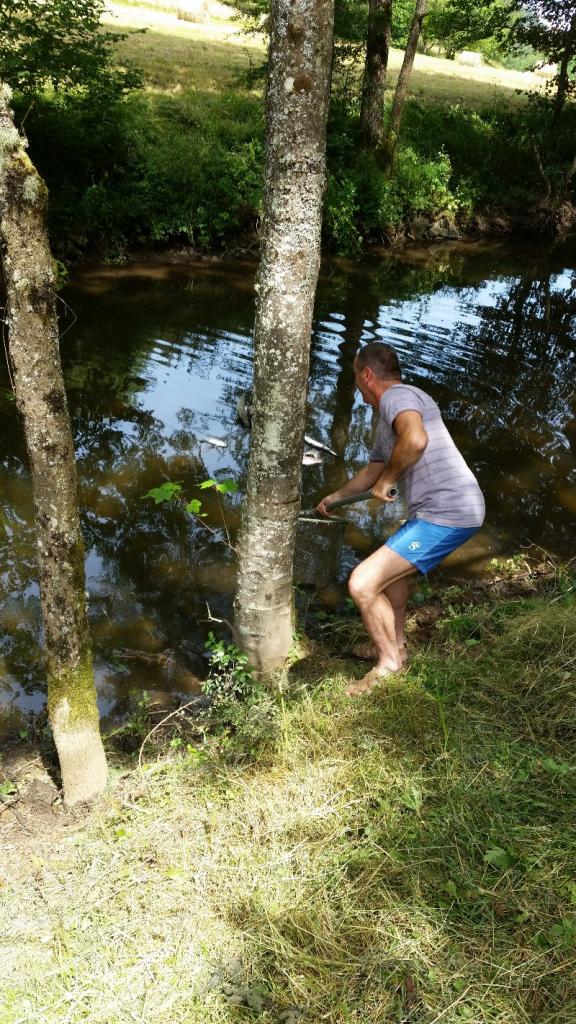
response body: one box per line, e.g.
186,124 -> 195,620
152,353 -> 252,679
387,0 -> 427,158
0,84 -> 107,805
360,0 -> 393,149
234,0 -> 335,673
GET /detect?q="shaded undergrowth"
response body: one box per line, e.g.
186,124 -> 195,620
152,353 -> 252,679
1,570 -> 575,1023
13,13 -> 576,258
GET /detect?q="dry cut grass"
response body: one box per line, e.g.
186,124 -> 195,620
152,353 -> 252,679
1,583 -> 575,1024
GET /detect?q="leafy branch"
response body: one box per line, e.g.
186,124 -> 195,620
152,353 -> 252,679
141,477 -> 239,549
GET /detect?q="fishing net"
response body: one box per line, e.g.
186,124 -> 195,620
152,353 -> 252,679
294,515 -> 346,588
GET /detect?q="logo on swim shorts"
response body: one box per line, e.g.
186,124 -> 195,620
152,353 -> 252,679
408,541 -> 422,551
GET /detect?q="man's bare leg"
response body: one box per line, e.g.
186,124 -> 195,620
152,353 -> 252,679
385,576 -> 411,662
348,547 -> 416,675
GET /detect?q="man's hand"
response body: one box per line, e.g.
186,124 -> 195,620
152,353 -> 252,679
315,493 -> 340,518
371,478 -> 397,503
315,463 -> 385,517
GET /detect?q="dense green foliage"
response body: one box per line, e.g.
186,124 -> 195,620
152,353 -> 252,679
0,0 -> 139,95
233,0 -> 512,53
15,83 -> 576,257
18,89 -> 264,255
3,0 -> 575,256
509,1 -> 576,109
325,94 -> 576,252
426,0 -> 512,58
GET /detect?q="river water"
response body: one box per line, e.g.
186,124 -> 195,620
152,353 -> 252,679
1,240 -> 574,723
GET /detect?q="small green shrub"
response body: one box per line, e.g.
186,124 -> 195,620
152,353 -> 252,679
325,143 -> 457,251
203,632 -> 255,703
324,173 -> 362,255
202,633 -> 279,761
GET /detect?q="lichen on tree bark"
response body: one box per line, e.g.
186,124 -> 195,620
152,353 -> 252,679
234,0 -> 335,673
0,82 -> 107,805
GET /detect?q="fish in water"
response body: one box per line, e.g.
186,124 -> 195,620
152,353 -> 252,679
201,436 -> 227,448
302,449 -> 328,466
237,393 -> 337,462
237,390 -> 254,428
304,435 -> 338,457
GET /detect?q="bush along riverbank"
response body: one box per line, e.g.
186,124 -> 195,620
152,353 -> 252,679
1,556 -> 575,1023
18,84 -> 576,261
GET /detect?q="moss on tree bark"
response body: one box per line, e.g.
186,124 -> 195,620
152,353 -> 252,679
0,83 -> 107,805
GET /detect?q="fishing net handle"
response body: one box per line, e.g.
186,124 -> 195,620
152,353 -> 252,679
326,486 -> 397,511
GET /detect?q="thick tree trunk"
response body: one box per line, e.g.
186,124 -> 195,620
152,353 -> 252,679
555,13 -> 576,117
360,0 -> 393,150
0,84 -> 107,805
388,0 -> 428,155
234,0 -> 335,673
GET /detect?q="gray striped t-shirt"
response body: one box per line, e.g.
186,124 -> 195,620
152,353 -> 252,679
370,383 -> 485,528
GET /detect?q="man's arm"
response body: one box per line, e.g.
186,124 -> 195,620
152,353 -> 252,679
316,461 -> 384,517
371,410 -> 428,502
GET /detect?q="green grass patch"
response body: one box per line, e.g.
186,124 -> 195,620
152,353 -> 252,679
113,19 -> 264,92
1,584 -> 575,1023
110,9 -> 541,110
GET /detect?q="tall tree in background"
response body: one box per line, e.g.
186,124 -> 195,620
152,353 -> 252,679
510,1 -> 576,115
427,0 -> 512,59
387,0 -> 428,158
234,0 -> 335,673
0,85 -> 107,804
360,0 -> 393,148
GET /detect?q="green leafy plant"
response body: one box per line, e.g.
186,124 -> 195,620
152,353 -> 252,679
142,476 -> 238,517
0,0 -> 141,96
199,478 -> 238,494
483,846 -> 515,870
201,633 -> 279,760
142,481 -> 183,505
203,632 -> 255,702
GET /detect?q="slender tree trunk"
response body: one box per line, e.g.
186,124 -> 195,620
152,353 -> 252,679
360,0 -> 393,150
234,0 -> 335,673
555,14 -> 576,117
0,84 -> 107,805
387,0 -> 427,157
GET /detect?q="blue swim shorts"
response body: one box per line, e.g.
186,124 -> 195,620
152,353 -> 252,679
385,519 -> 479,574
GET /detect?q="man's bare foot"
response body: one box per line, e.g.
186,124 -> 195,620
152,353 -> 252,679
345,663 -> 406,697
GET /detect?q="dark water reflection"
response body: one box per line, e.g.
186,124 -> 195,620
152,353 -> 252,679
1,242 -> 575,719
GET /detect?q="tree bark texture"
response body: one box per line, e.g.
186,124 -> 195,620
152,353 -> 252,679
234,0 -> 335,672
555,13 -> 576,116
360,0 -> 393,149
388,0 -> 428,151
0,84 -> 107,805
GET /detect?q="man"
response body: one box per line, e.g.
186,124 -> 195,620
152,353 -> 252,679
317,342 -> 485,697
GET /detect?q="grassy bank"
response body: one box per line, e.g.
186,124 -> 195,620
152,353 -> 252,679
2,565 -> 575,1023
15,1 -> 573,258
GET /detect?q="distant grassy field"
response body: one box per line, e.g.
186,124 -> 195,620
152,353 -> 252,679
107,1 -> 263,91
107,0 -> 543,105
